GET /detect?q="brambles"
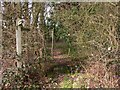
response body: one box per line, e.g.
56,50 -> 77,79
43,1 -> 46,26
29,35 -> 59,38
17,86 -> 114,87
0,2 -> 119,89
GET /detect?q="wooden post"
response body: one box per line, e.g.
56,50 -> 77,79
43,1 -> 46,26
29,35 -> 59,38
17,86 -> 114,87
51,29 -> 54,59
16,18 -> 22,68
16,18 -> 22,56
16,18 -> 30,68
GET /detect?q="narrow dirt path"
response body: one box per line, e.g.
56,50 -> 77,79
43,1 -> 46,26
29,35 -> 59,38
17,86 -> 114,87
43,43 -> 84,88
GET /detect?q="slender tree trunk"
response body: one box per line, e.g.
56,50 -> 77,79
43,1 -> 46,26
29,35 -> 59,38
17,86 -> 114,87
40,3 -> 46,60
0,2 -> 3,86
22,2 -> 30,62
0,2 -> 2,59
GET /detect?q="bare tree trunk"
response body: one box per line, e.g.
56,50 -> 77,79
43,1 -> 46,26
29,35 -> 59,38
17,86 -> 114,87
0,2 -> 3,86
39,3 -> 46,60
0,2 -> 2,59
22,2 -> 30,62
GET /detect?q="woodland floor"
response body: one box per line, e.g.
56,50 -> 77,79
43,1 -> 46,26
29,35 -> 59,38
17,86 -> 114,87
40,43 -> 86,88
0,42 -> 119,88
41,42 -> 119,88
40,42 -> 86,88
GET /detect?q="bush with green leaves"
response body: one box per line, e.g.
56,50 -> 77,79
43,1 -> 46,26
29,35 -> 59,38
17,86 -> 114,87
52,2 -> 119,61
46,17 -> 77,56
2,63 -> 43,89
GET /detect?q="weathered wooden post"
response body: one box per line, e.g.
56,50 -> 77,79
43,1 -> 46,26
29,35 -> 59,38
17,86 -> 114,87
16,18 -> 30,68
16,18 -> 22,57
51,29 -> 54,59
16,18 -> 22,68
